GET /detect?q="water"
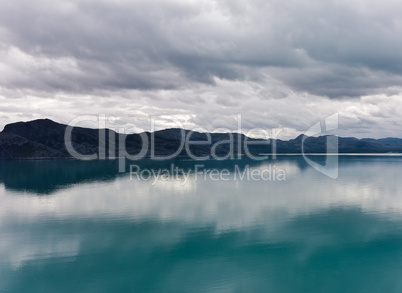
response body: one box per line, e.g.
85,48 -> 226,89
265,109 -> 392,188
1,156 -> 402,292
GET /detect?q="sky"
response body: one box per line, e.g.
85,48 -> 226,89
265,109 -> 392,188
1,0 -> 402,139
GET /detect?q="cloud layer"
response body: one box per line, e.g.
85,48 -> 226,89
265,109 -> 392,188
1,0 -> 402,138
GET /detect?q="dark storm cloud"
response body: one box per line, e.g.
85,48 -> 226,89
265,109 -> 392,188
2,0 -> 402,98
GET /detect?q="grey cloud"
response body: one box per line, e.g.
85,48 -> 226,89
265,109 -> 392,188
2,0 -> 402,139
2,0 -> 402,97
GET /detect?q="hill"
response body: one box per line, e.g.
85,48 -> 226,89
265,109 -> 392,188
1,119 -> 402,159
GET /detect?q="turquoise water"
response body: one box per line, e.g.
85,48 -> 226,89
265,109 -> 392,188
1,156 -> 402,292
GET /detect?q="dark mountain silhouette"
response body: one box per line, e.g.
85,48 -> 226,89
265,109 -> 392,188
0,132 -> 65,159
1,118 -> 402,159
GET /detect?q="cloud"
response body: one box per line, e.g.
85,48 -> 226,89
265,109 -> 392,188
1,76 -> 402,139
1,0 -> 402,95
1,0 -> 402,137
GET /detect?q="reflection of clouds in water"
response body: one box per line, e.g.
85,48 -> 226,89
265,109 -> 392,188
2,209 -> 402,291
1,159 -> 402,229
1,157 -> 402,269
0,222 -> 80,269
1,160 -> 402,290
253,160 -> 301,177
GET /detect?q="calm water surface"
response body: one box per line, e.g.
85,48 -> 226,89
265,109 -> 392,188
1,156 -> 402,292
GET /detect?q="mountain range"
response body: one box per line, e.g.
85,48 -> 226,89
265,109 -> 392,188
1,119 -> 402,159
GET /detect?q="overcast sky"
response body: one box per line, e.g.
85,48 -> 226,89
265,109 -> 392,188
1,0 -> 402,138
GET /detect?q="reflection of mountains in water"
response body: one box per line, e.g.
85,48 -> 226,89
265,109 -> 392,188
1,155 -> 400,195
0,156 -> 308,194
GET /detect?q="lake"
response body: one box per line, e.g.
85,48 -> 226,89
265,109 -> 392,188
1,155 -> 402,292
